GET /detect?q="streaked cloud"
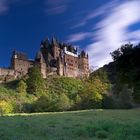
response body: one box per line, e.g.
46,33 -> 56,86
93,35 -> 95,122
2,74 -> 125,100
67,32 -> 92,43
127,30 -> 140,44
0,0 -> 26,15
0,0 -> 8,14
74,0 -> 140,67
71,0 -> 117,29
45,0 -> 71,15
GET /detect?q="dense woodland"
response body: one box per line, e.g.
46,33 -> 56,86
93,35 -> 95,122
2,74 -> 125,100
0,43 -> 140,114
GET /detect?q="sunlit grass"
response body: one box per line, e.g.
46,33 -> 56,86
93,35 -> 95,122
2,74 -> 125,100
0,109 -> 140,140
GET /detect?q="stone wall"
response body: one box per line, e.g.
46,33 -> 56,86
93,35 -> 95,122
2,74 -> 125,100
78,57 -> 89,77
0,68 -> 17,82
12,59 -> 34,75
0,68 -> 15,76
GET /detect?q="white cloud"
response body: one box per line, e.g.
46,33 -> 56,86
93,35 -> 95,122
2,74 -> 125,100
0,0 -> 8,14
71,0 -> 118,29
45,0 -> 71,15
127,30 -> 140,43
67,32 -> 92,43
86,0 -> 140,67
0,0 -> 23,15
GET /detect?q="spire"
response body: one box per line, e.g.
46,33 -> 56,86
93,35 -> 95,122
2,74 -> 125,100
12,49 -> 16,56
81,50 -> 86,57
41,37 -> 50,48
52,36 -> 58,45
87,53 -> 88,58
35,51 -> 45,63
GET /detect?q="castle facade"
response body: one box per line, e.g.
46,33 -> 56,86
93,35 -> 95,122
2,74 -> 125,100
0,37 -> 89,81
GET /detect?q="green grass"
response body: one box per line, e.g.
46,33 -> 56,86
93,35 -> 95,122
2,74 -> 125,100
0,109 -> 140,140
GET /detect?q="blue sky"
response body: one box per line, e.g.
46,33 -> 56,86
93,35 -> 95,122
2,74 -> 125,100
0,0 -> 140,68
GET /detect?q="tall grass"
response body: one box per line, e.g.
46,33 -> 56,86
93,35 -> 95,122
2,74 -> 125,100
0,109 -> 140,140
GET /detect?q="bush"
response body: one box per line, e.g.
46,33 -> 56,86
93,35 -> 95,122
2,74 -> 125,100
0,100 -> 13,116
79,82 -> 103,109
33,93 -> 71,112
33,95 -> 51,112
16,80 -> 27,94
26,67 -> 46,96
56,93 -> 71,111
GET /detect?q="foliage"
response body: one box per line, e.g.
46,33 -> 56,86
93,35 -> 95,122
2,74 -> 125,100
78,82 -> 103,109
56,93 -> 71,111
110,43 -> 140,103
102,94 -> 115,109
118,84 -> 133,109
0,100 -> 13,116
89,69 -> 111,94
3,43 -> 140,113
0,73 -> 112,112
45,76 -> 84,110
16,80 -> 27,94
33,95 -> 51,112
92,43 -> 140,106
26,66 -> 46,96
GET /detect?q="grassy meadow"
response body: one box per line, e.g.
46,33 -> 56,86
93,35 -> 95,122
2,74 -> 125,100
0,109 -> 140,140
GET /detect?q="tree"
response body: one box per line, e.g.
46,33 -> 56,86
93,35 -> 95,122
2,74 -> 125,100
102,94 -> 115,109
119,84 -> 133,109
26,66 -> 46,96
16,80 -> 27,94
111,43 -> 133,61
57,93 -> 71,111
33,95 -> 51,112
110,43 -> 140,103
79,82 -> 103,109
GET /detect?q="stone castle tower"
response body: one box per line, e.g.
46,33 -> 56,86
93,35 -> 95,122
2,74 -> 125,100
35,37 -> 89,78
0,37 -> 89,80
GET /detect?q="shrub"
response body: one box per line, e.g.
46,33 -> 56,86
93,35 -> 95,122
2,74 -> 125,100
33,95 -> 51,112
0,100 -> 13,116
26,67 -> 46,96
56,93 -> 71,111
79,82 -> 103,109
16,80 -> 27,94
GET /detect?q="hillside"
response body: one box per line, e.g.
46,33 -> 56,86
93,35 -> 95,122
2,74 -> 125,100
0,74 -> 110,114
90,43 -> 140,106
0,43 -> 140,114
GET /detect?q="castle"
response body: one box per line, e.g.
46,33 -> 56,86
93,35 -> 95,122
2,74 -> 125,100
0,37 -> 89,81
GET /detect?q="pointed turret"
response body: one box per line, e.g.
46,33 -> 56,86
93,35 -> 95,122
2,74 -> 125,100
41,37 -> 50,48
35,51 -> 45,63
52,36 -> 58,45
